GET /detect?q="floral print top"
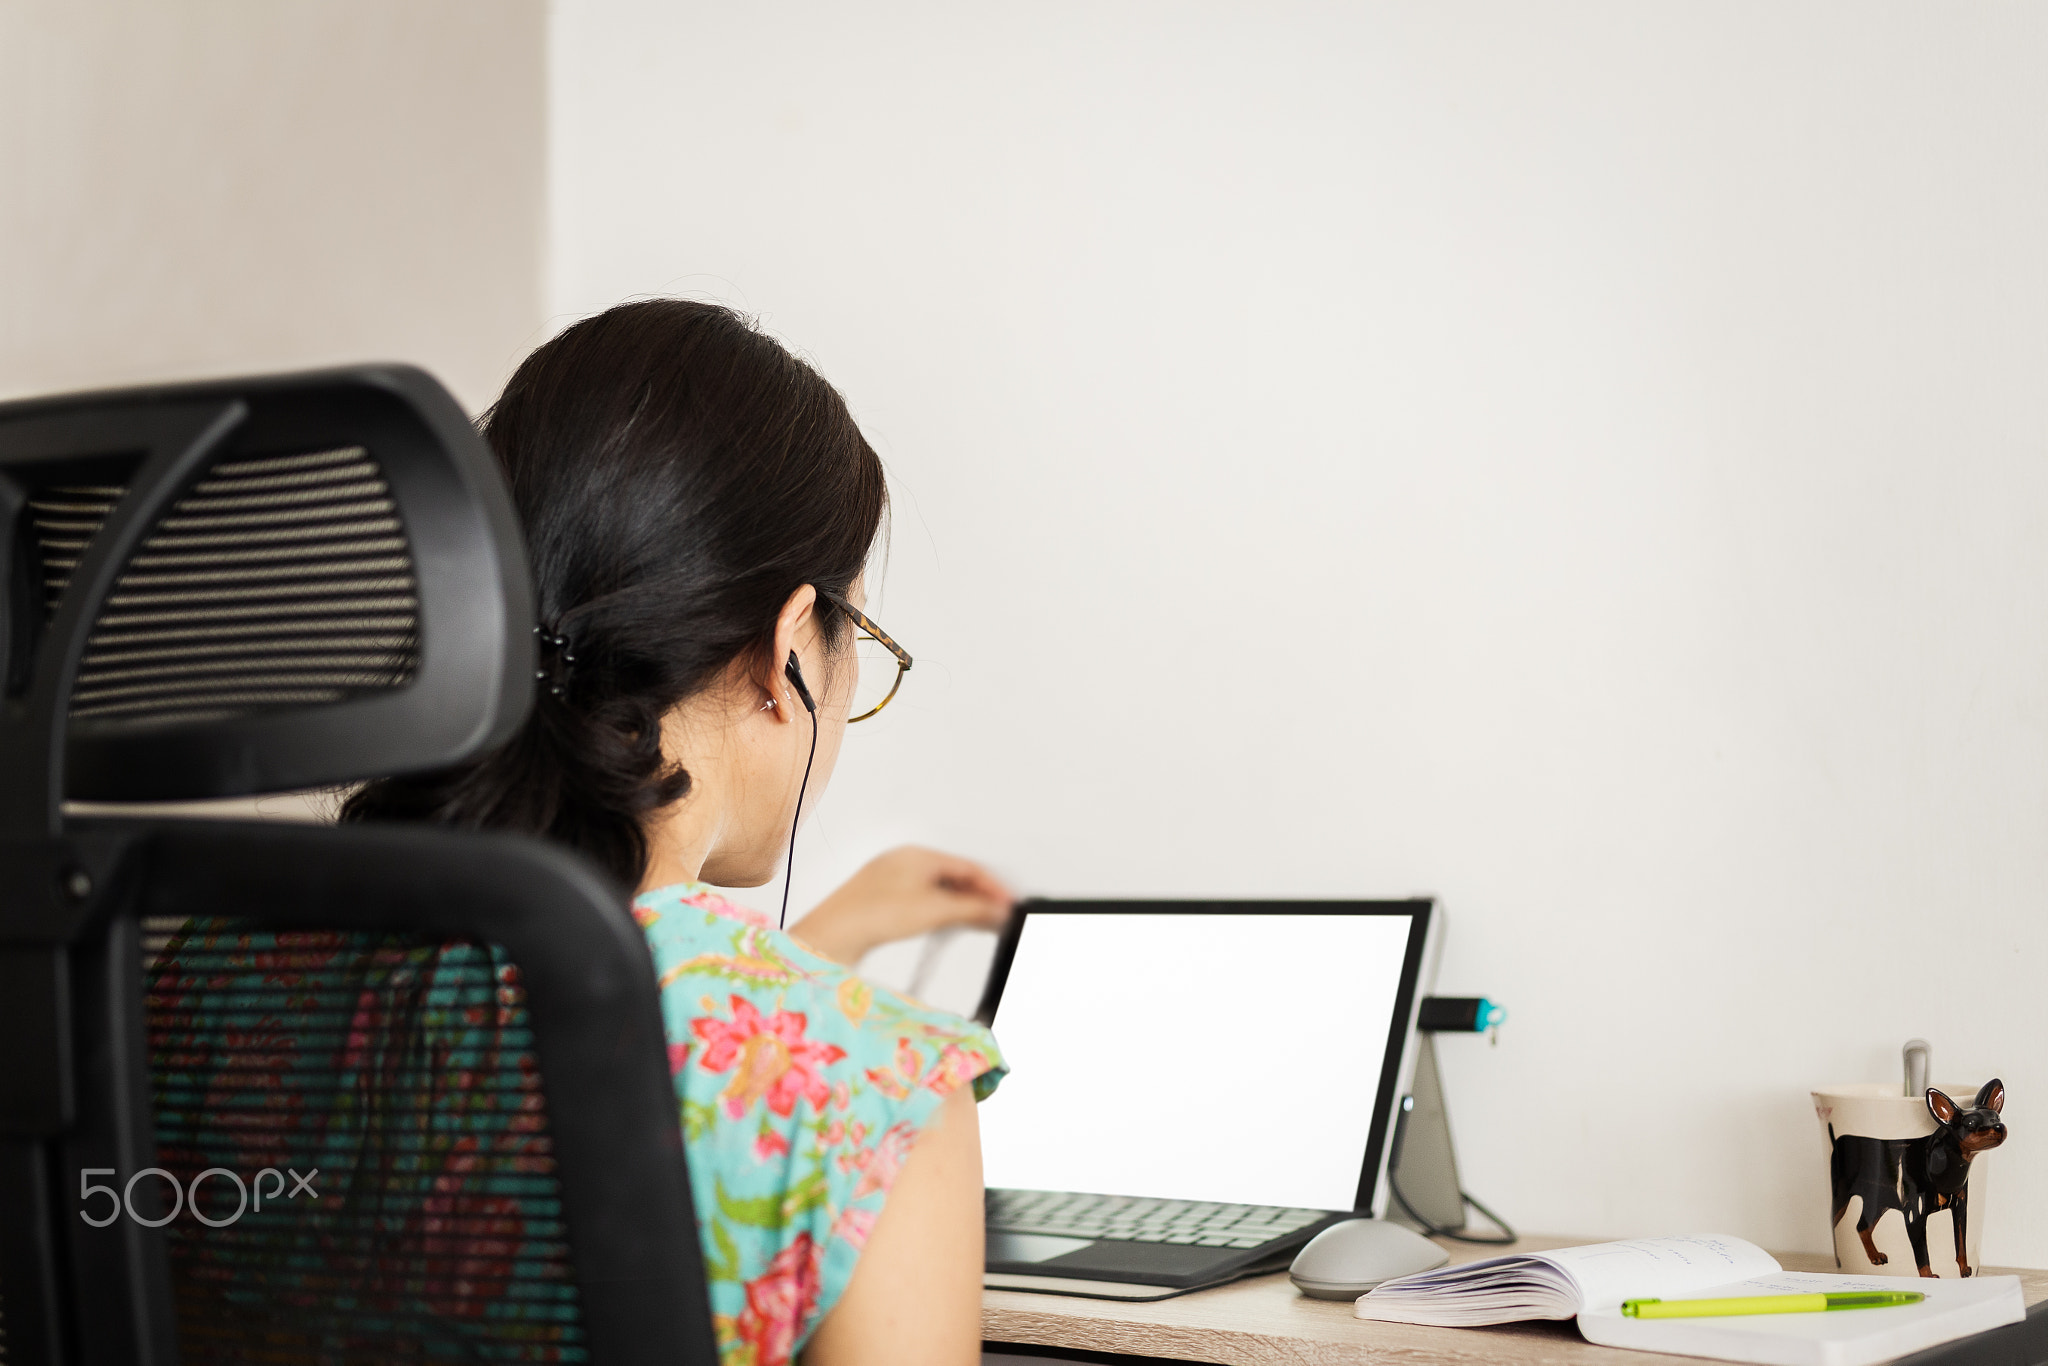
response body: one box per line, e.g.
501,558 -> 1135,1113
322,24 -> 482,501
634,882 -> 1005,1366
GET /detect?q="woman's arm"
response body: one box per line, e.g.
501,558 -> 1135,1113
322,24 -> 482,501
791,847 -> 1013,966
801,1085 -> 985,1366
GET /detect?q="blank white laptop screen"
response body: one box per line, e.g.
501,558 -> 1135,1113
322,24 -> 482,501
978,909 -> 1418,1212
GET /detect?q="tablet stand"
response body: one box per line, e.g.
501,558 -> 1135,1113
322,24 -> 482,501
1387,1033 -> 1467,1232
1388,995 -> 1506,1234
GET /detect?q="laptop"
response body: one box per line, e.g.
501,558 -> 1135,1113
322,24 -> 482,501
974,897 -> 1439,1300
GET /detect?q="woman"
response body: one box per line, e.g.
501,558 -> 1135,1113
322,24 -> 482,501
346,299 -> 1011,1365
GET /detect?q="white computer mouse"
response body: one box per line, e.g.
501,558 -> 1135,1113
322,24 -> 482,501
1288,1218 -> 1449,1300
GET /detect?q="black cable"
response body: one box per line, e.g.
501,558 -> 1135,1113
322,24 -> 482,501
777,702 -> 818,931
1387,1170 -> 1517,1244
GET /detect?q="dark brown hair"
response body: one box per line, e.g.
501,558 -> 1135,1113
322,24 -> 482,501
342,299 -> 887,886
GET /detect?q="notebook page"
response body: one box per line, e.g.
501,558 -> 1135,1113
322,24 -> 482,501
1548,1235 -> 1781,1311
1578,1271 -> 2024,1366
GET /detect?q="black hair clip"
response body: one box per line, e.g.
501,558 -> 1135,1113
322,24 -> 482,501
533,624 -> 577,699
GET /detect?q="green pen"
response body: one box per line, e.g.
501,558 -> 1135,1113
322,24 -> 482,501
1621,1292 -> 1925,1319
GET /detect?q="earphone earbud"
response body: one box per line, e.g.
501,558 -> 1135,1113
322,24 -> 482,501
783,651 -> 817,714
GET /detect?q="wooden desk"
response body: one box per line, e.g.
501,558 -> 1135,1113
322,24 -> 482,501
982,1235 -> 2048,1366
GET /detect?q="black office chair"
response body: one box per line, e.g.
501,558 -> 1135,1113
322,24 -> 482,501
0,369 -> 716,1366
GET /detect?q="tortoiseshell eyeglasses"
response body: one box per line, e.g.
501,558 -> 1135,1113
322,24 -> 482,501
817,587 -> 912,722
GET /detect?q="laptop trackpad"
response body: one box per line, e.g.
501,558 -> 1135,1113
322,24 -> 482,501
987,1232 -> 1095,1263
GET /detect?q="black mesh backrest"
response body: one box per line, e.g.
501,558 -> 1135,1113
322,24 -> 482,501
0,367 -> 533,811
145,920 -> 585,1363
32,445 -> 419,727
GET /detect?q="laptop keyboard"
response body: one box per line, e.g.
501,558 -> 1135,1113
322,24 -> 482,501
986,1189 -> 1329,1249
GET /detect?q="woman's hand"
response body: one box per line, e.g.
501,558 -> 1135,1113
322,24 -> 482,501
791,847 -> 1014,965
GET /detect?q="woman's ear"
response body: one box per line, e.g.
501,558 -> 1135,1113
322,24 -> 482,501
756,584 -> 819,717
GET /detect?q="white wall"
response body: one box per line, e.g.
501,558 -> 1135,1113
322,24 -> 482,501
551,2 -> 2048,1263
1,0 -> 548,414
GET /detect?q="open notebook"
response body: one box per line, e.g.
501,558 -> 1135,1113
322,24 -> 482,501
1356,1236 -> 2024,1366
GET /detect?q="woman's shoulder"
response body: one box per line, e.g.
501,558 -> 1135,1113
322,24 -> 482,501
632,881 -> 1005,1102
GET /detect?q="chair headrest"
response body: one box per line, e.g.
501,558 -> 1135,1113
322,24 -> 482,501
0,365 -> 534,824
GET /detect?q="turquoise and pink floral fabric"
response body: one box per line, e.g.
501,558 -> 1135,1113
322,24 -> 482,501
634,881 -> 1005,1366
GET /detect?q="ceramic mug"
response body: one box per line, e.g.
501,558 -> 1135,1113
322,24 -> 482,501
1811,1081 -> 2007,1278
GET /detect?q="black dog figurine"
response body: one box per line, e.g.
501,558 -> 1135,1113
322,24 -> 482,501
1829,1079 -> 2007,1277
